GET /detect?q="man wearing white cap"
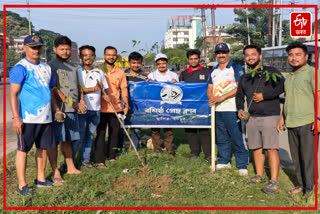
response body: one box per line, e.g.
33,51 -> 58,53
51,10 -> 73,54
146,53 -> 179,156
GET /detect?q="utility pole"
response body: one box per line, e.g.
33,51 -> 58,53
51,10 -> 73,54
201,8 -> 207,58
245,0 -> 250,45
268,0 -> 272,47
26,0 -> 31,35
272,0 -> 276,47
279,0 -> 283,46
211,8 -> 216,49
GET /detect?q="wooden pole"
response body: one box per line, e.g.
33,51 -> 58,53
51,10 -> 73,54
211,105 -> 216,172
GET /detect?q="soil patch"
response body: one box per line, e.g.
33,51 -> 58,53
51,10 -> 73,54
111,168 -> 172,199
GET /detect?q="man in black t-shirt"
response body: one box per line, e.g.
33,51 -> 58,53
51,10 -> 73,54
124,52 -> 147,150
180,49 -> 211,162
236,45 -> 284,193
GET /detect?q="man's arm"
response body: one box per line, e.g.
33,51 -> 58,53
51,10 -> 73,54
211,85 -> 238,104
120,72 -> 130,115
10,83 -> 23,135
235,77 -> 246,120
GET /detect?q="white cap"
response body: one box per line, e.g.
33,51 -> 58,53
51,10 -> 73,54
154,53 -> 168,62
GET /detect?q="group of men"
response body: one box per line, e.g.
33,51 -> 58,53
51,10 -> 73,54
10,34 -> 317,198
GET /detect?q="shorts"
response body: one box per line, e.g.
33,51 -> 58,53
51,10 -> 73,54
17,123 -> 56,152
53,112 -> 80,142
246,116 -> 280,150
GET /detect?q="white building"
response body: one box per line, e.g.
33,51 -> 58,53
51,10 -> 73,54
164,16 -> 202,49
164,16 -> 233,49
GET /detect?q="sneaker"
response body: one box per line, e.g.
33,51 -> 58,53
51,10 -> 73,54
262,180 -> 280,193
239,169 -> 248,176
249,174 -> 266,184
81,162 -> 95,169
216,163 -> 231,170
16,185 -> 35,196
33,179 -> 53,188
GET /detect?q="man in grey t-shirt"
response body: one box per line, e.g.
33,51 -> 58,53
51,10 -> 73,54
47,36 -> 87,184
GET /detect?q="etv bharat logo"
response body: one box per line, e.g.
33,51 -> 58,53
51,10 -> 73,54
160,85 -> 183,104
290,12 -> 312,37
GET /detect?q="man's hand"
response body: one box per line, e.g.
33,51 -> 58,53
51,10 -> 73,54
311,120 -> 320,133
276,118 -> 285,132
124,107 -> 129,116
12,117 -> 23,135
102,94 -> 111,103
146,78 -> 153,82
54,110 -> 66,123
253,93 -> 264,103
238,110 -> 245,120
170,79 -> 177,83
94,81 -> 103,91
209,96 -> 224,106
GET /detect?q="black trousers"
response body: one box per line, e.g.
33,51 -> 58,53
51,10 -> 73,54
95,112 -> 120,163
288,123 -> 315,193
185,128 -> 211,159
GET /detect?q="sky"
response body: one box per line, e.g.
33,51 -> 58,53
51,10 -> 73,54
1,0 -> 319,57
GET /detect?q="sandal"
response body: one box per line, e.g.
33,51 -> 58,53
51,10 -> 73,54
287,187 -> 303,194
51,176 -> 64,186
96,163 -> 107,169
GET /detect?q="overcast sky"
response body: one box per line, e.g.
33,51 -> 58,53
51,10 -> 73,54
1,0 -> 318,57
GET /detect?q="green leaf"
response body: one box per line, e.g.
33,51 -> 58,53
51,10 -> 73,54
79,83 -> 86,91
271,73 -> 277,82
265,71 -> 270,82
66,94 -> 73,107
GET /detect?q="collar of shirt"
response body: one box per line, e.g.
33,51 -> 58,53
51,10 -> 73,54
188,65 -> 202,73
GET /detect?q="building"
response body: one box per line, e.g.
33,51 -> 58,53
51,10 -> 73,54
164,16 -> 202,49
164,16 -> 234,50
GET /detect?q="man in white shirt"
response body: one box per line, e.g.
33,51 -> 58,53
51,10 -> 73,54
146,53 -> 178,156
73,45 -> 109,168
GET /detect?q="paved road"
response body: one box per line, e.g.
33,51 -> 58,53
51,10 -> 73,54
0,77 -> 294,168
0,78 -> 16,159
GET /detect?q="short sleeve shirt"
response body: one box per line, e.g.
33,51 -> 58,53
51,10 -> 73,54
49,58 -> 79,113
99,66 -> 128,113
77,67 -> 109,111
125,69 -> 147,82
284,64 -> 319,128
9,58 -> 54,123
147,69 -> 179,82
207,60 -> 244,112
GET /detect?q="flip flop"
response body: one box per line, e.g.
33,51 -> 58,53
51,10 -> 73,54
287,187 -> 303,194
51,176 -> 64,186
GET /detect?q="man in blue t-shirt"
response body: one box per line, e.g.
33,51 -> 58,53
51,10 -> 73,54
9,35 -> 63,196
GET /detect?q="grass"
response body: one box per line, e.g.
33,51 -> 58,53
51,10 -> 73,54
0,128 -> 318,214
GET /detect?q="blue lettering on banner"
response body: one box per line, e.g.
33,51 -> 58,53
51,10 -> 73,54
125,82 -> 211,128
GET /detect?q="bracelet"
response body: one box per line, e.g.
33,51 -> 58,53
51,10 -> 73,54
12,116 -> 20,120
125,106 -> 131,110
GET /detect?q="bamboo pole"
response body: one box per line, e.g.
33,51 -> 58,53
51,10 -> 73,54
211,105 -> 216,172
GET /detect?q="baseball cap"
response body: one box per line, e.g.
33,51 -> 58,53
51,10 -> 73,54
24,35 -> 44,47
154,53 -> 168,62
215,43 -> 229,52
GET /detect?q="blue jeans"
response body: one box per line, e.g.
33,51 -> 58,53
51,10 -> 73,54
130,128 -> 141,151
72,110 -> 100,163
215,111 -> 248,169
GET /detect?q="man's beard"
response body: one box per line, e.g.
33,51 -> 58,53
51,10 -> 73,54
56,54 -> 69,62
104,60 -> 115,66
247,60 -> 260,69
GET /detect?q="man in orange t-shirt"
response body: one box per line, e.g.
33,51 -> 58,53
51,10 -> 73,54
95,46 -> 129,167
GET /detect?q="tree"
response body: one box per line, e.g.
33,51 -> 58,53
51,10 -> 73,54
178,43 -> 189,51
162,48 -> 187,65
36,29 -> 61,62
195,37 -> 203,50
6,49 -> 20,67
226,0 -> 269,46
0,16 -> 28,37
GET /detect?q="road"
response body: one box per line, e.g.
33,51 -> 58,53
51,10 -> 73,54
0,77 -> 294,168
0,77 -> 16,159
